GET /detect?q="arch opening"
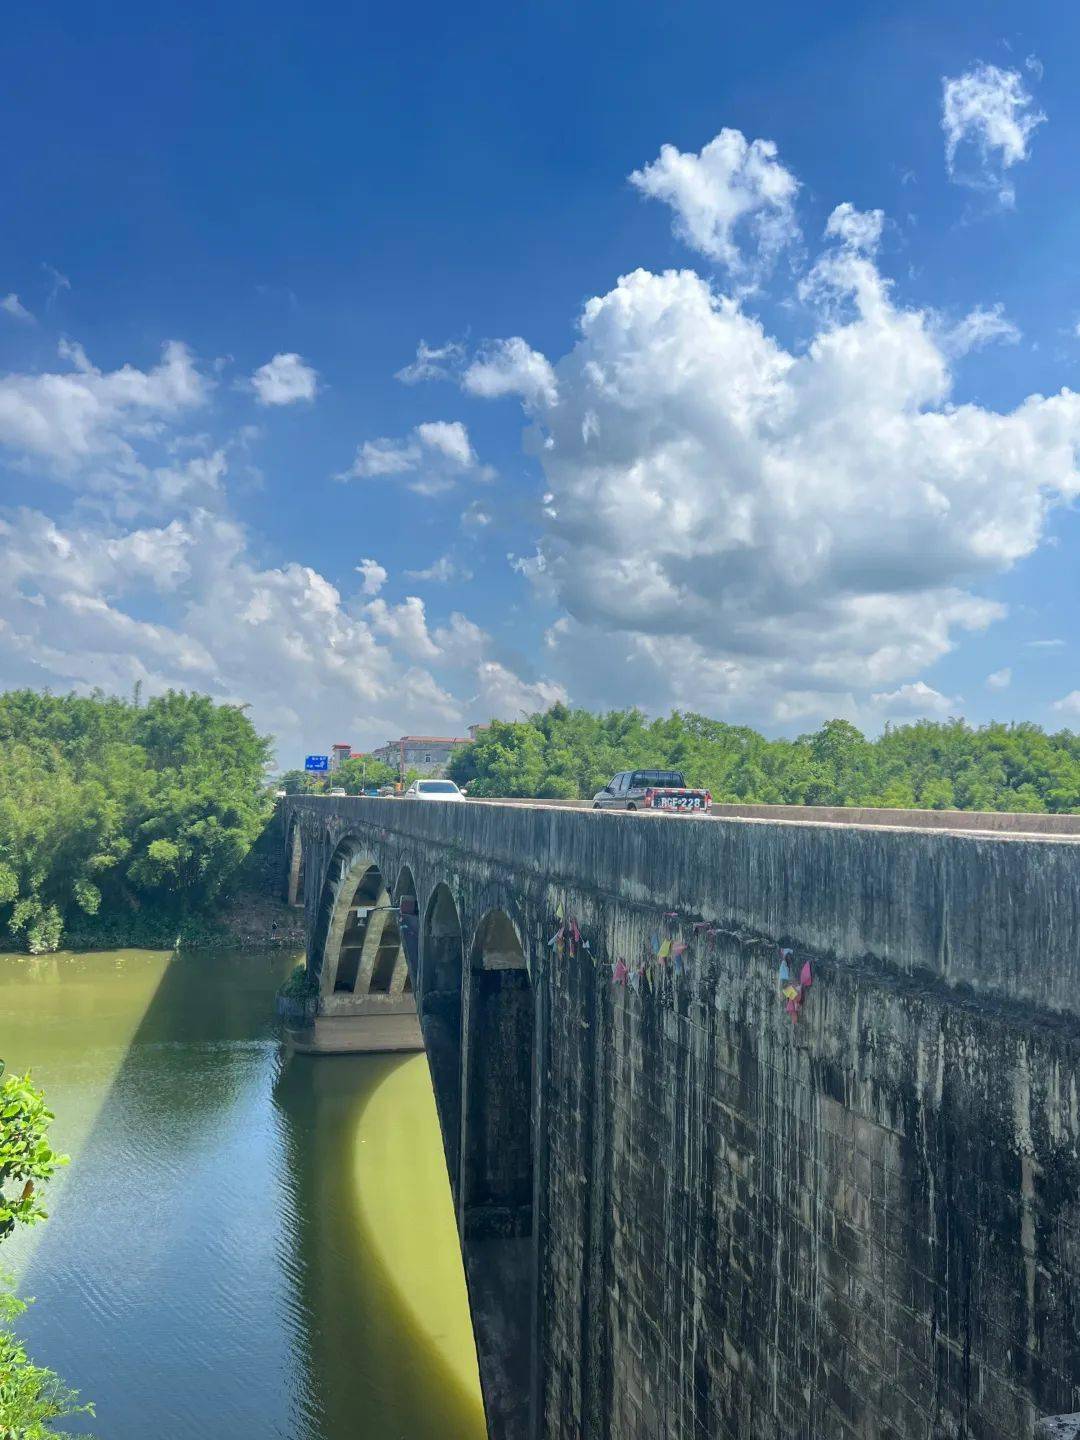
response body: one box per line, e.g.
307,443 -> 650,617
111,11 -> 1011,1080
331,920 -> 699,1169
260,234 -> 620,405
462,909 -> 536,1439
421,883 -> 464,1195
395,868 -> 419,997
333,862 -> 385,992
369,914 -> 403,994
464,911 -> 534,1230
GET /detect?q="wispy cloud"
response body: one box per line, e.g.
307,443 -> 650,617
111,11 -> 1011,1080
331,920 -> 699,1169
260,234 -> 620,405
942,63 -> 1045,205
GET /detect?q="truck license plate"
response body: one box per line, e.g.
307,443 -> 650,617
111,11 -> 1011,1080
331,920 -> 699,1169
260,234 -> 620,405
656,795 -> 704,809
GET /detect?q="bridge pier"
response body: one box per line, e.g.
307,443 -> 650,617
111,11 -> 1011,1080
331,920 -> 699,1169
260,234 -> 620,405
287,841 -> 422,1054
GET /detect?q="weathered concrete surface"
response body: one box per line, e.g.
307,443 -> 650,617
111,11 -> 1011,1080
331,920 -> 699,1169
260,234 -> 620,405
479,794 -> 1080,835
283,796 -> 1080,1440
706,800 -> 1080,834
1036,1417 -> 1080,1439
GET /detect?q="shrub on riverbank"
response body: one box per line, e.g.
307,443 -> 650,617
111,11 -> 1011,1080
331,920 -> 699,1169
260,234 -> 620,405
0,689 -> 273,953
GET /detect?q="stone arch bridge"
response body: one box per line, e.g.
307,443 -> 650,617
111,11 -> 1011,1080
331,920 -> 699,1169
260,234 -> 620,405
280,794 -> 1080,1440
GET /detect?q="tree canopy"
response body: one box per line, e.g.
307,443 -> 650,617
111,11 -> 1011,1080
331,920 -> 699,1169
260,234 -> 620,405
448,705 -> 1080,812
0,689 -> 273,952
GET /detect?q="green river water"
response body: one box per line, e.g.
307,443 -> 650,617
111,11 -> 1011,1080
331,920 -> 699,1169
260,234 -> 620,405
0,947 -> 487,1439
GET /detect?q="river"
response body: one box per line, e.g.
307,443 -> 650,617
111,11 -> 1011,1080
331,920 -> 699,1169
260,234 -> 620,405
0,947 -> 487,1440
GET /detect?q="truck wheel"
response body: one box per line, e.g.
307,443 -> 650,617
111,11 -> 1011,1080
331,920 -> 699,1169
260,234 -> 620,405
593,803 -> 601,809
626,803 -> 637,811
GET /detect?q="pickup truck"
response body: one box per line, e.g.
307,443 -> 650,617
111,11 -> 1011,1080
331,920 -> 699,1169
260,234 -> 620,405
591,769 -> 712,813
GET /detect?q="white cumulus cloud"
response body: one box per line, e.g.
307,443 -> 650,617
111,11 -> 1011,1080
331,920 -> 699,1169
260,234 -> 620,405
942,63 -> 1045,205
824,203 -> 884,254
503,241 -> 1080,723
629,128 -> 799,282
1,294 -> 34,323
872,681 -> 958,716
249,352 -> 318,406
339,420 -> 481,495
0,502 -> 561,763
355,557 -> 387,595
986,667 -> 1012,690
463,338 -> 559,406
0,339 -> 208,471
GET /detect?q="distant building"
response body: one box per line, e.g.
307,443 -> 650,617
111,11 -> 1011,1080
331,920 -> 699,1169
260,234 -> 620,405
370,734 -> 475,778
329,742 -> 351,773
467,722 -> 491,740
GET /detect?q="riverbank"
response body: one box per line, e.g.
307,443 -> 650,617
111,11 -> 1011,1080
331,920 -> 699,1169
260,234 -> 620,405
59,885 -> 306,952
3,821 -> 306,955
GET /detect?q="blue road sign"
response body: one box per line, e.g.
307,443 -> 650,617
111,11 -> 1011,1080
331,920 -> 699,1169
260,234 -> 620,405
304,754 -> 329,772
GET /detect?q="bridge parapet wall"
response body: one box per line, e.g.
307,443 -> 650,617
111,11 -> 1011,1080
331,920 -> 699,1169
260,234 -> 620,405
291,795 -> 1080,1015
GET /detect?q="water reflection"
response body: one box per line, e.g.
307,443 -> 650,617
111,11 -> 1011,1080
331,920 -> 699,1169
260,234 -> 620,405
275,1054 -> 486,1439
0,950 -> 485,1440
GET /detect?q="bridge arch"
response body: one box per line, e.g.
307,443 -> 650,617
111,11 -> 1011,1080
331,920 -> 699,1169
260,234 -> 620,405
310,840 -> 406,999
461,906 -> 536,1434
394,866 -> 420,992
394,864 -> 418,907
421,882 -> 465,1191
463,907 -> 534,1234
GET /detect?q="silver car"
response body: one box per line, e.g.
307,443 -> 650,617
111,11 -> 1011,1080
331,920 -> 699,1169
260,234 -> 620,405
592,769 -> 711,812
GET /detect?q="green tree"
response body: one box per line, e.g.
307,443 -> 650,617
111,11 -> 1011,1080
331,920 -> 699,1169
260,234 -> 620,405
335,756 -> 398,794
0,689 -> 273,952
277,769 -> 319,795
447,705 -> 1080,814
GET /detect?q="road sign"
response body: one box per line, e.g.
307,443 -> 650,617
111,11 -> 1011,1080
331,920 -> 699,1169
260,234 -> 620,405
304,754 -> 329,772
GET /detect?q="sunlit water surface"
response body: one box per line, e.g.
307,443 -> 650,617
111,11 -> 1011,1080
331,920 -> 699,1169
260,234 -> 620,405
0,948 -> 485,1439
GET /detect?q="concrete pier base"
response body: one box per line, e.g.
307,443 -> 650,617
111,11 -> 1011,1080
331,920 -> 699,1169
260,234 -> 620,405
287,1011 -> 424,1054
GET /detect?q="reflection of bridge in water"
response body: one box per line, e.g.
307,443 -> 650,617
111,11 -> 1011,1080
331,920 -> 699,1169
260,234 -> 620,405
281,794 -> 1080,1440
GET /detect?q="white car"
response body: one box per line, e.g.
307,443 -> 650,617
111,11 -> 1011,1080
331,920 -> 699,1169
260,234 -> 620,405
404,779 -> 466,801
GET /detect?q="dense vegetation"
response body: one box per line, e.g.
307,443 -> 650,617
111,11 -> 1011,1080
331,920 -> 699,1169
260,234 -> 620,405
0,690 -> 272,953
448,705 -> 1080,812
0,1068 -> 92,1436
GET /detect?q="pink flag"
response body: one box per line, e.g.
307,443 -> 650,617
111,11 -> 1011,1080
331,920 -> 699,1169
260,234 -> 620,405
800,961 -> 813,989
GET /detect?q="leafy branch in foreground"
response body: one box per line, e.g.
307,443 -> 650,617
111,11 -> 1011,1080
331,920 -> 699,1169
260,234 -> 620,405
0,1066 -> 92,1436
0,1072 -> 67,1241
0,1289 -> 93,1440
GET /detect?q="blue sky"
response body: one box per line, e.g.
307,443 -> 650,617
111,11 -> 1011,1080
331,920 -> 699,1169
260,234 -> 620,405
1,0 -> 1078,764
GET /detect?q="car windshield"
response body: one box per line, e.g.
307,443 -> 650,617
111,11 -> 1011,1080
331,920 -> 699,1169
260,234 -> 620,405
419,781 -> 458,793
